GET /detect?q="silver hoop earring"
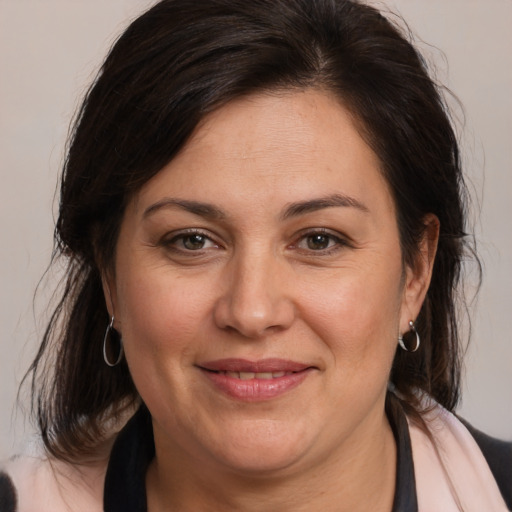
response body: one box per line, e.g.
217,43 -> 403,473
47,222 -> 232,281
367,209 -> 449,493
398,320 -> 420,352
103,316 -> 124,367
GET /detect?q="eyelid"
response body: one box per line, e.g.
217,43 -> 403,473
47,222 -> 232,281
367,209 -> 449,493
162,228 -> 223,250
290,228 -> 352,253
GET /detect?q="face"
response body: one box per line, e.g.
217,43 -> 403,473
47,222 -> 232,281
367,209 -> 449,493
108,89 -> 428,477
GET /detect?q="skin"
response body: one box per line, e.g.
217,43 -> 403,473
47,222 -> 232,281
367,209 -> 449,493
105,89 -> 438,511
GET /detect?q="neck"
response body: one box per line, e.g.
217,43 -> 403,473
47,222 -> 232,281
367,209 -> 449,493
146,410 -> 396,512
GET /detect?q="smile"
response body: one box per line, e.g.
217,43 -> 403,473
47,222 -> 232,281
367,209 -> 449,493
214,370 -> 293,380
198,359 -> 315,401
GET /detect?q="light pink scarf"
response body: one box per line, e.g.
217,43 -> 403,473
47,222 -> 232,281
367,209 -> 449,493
409,406 -> 508,511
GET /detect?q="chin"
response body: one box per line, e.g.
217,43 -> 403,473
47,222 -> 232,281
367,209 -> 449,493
217,446 -> 305,476
206,420 -> 312,475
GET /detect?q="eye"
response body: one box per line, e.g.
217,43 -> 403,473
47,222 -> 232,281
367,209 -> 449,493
165,231 -> 219,251
180,234 -> 211,250
294,230 -> 348,253
303,233 -> 336,250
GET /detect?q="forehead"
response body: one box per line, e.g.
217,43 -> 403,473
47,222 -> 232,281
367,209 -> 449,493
132,89 -> 394,219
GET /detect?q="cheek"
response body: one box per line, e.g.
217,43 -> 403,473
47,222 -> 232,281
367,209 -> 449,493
114,268 -> 219,415
116,267 -> 214,361
298,259 -> 403,364
291,260 -> 403,434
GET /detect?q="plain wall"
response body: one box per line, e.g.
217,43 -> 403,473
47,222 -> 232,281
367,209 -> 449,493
1,0 -> 511,459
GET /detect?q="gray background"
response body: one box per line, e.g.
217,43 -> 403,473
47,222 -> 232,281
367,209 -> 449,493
1,0 -> 511,458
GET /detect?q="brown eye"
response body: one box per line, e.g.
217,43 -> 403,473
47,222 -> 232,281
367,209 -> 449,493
306,234 -> 333,250
161,230 -> 222,260
181,234 -> 208,250
294,230 -> 348,254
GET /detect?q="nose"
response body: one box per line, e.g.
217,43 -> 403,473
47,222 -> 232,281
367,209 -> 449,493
213,250 -> 296,338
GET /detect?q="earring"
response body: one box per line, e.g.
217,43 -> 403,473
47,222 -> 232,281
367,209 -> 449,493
103,316 -> 124,367
398,320 -> 420,352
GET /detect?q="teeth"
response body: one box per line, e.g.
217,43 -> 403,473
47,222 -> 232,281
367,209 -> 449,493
222,371 -> 291,379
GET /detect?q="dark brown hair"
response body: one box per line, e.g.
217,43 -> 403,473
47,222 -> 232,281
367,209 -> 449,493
28,0 -> 474,460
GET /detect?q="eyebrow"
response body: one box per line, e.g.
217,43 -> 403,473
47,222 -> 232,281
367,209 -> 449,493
143,198 -> 226,220
281,194 -> 369,219
143,193 -> 369,221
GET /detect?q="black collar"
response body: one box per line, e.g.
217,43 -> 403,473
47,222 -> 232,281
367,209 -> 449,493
386,394 -> 418,512
104,404 -> 154,512
104,396 -> 417,512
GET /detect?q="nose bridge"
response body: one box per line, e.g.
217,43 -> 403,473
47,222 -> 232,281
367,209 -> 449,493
214,243 -> 294,337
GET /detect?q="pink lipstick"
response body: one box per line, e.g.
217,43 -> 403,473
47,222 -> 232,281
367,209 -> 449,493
198,358 -> 314,401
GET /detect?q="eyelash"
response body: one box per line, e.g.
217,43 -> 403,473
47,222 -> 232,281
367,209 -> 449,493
161,228 -> 349,256
162,229 -> 221,253
291,229 -> 350,255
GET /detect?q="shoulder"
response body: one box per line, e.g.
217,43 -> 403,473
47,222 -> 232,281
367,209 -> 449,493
1,453 -> 106,512
461,420 -> 512,510
408,401 -> 511,511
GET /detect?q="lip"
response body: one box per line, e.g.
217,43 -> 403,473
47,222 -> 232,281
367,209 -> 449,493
198,358 -> 315,402
200,358 -> 311,373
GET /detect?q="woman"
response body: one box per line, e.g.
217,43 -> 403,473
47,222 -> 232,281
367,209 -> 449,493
1,0 -> 511,510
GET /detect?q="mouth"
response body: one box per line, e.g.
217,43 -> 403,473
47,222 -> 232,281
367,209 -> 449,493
209,370 -> 295,380
199,357 -> 312,373
197,358 -> 315,401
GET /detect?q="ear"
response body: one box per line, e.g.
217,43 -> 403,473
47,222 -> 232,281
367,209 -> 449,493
400,214 -> 440,332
